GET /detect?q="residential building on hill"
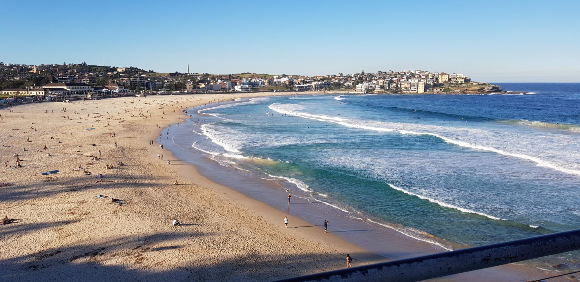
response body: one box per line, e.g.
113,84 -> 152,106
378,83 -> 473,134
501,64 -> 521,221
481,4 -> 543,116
438,73 -> 449,83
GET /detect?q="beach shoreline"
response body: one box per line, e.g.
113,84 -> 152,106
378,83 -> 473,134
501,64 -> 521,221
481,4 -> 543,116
0,93 -> 568,281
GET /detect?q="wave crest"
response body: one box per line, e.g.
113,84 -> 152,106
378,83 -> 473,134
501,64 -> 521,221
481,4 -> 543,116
500,119 -> 580,132
389,184 -> 502,220
269,103 -> 580,176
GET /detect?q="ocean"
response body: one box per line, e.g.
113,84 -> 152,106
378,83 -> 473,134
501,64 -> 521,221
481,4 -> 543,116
160,83 -> 580,269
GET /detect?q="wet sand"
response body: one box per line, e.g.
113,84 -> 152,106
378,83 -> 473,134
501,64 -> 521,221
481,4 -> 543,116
0,93 -> 568,281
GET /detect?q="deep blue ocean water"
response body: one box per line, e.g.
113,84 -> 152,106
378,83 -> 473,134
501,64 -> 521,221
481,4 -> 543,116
164,83 -> 580,265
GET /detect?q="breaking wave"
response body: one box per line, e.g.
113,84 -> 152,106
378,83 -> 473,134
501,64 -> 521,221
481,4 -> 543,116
269,103 -> 580,177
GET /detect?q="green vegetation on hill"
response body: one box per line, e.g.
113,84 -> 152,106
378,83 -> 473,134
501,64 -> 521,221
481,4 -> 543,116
0,75 -> 51,89
235,73 -> 276,79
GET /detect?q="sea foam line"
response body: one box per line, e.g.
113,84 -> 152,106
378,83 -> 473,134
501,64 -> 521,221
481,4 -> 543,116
314,198 -> 351,214
191,141 -> 264,162
431,133 -> 580,176
389,184 -> 502,220
366,219 -> 453,251
268,103 -> 580,177
200,124 -> 241,153
501,119 -> 580,132
191,141 -> 222,156
197,97 -> 265,114
266,173 -> 312,193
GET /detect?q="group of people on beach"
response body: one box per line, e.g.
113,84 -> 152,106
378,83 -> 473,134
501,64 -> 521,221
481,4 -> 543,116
283,214 -> 329,232
286,193 -> 339,250
285,193 -> 329,233
284,193 -> 352,267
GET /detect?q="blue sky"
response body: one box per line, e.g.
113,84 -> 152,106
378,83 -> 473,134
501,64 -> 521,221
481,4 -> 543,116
1,0 -> 579,82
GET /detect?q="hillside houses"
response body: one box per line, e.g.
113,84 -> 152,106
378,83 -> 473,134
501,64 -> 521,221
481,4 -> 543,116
1,62 -> 484,100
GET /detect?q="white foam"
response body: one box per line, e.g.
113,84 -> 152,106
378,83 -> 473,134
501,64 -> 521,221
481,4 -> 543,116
315,199 -> 351,213
267,173 -> 312,193
191,141 -> 221,156
334,96 -> 344,101
197,97 -> 266,114
505,119 -> 580,132
200,124 -> 241,153
198,103 -> 238,114
223,153 -> 249,159
192,140 -> 272,164
432,134 -> 580,177
210,155 -> 238,167
389,184 -> 503,220
191,129 -> 204,136
284,177 -> 312,193
366,219 -> 453,251
268,103 -> 580,177
204,113 -> 221,118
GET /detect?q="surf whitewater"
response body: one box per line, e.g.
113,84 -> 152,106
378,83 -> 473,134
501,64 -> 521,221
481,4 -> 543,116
161,83 -> 580,268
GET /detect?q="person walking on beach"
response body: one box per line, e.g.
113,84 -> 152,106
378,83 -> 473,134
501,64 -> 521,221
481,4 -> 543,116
324,220 -> 329,233
288,193 -> 291,204
346,254 -> 352,268
284,216 -> 288,228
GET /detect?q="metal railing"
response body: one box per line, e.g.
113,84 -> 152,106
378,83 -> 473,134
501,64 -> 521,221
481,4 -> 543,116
277,229 -> 580,282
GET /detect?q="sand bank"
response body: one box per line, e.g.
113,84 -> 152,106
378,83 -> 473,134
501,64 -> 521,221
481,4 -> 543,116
0,93 -> 567,281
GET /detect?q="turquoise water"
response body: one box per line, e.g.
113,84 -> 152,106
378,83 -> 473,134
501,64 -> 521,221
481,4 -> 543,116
164,84 -> 580,260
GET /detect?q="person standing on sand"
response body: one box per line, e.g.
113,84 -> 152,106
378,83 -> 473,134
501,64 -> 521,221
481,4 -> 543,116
324,220 -> 329,233
346,254 -> 352,268
288,193 -> 291,204
284,216 -> 288,228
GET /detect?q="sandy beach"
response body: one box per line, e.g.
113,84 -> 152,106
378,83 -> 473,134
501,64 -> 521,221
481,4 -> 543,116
0,93 -> 570,281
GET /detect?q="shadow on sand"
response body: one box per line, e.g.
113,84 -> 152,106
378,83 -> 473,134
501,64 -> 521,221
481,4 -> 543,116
0,230 -> 364,281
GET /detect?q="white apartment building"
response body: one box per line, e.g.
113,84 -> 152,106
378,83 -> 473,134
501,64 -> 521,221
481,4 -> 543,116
418,82 -> 425,93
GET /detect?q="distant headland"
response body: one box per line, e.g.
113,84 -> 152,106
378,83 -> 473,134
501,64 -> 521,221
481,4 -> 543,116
0,62 -> 514,102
